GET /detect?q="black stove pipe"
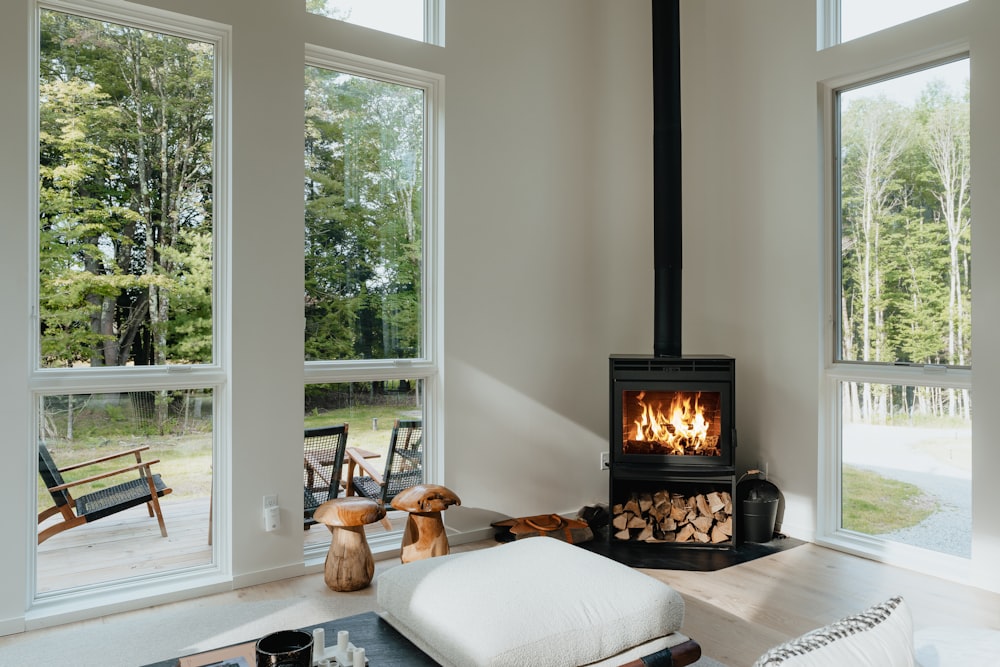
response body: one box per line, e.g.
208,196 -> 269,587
652,0 -> 682,358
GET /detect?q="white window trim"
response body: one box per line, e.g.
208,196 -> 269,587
818,43 -> 973,583
28,0 -> 232,612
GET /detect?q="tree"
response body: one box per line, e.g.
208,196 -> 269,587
38,10 -> 214,370
839,73 -> 971,424
304,67 -> 424,364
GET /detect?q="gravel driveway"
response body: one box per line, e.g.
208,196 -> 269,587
842,424 -> 971,558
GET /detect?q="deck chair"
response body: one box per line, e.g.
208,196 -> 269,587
37,442 -> 172,544
349,419 -> 423,529
303,423 -> 349,528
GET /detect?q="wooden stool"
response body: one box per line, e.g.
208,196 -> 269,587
314,496 -> 386,591
390,484 -> 461,563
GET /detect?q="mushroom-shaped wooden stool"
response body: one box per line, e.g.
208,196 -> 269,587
390,484 -> 461,563
314,496 -> 386,591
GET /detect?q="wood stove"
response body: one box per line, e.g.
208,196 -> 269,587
599,1 -> 738,551
608,355 -> 737,548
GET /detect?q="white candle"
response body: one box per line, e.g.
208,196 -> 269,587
338,630 -> 349,651
353,647 -> 365,665
313,628 -> 325,662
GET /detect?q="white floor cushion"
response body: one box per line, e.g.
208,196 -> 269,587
376,536 -> 687,667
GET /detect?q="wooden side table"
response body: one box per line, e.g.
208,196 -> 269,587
390,484 -> 461,563
314,497 -> 386,591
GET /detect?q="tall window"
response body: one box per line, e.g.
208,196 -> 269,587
34,4 -> 225,596
830,59 -> 971,559
303,49 -> 440,553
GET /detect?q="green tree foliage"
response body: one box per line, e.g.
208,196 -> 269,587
304,67 -> 424,361
840,74 -> 971,422
38,10 -> 214,368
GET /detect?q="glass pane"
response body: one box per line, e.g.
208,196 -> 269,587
38,11 -> 215,369
840,381 -> 970,558
307,0 -> 424,41
837,60 -> 970,365
37,389 -> 214,594
305,67 -> 424,361
303,381 -> 424,550
841,0 -> 965,43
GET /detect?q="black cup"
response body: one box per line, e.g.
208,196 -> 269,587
255,629 -> 314,667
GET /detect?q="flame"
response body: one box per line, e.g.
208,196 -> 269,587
631,390 -> 714,455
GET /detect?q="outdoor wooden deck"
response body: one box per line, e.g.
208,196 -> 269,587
36,496 -> 403,594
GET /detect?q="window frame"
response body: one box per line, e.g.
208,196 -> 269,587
819,47 -> 972,573
302,46 -> 444,557
28,0 -> 232,604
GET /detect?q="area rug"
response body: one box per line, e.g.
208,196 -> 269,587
692,658 -> 728,667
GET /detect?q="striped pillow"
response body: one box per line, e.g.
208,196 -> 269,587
753,596 -> 914,667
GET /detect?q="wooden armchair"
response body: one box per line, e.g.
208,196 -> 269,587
303,423 -> 349,528
347,419 -> 423,529
37,442 -> 172,544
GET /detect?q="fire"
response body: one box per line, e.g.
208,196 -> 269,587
631,390 -> 717,455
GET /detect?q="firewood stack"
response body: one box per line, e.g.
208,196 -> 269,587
611,490 -> 733,544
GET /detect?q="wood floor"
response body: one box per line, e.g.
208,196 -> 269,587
31,513 -> 1000,666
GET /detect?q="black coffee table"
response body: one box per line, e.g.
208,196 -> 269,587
140,611 -> 438,666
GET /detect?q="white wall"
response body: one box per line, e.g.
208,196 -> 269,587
680,0 -> 1000,592
0,0 -> 655,631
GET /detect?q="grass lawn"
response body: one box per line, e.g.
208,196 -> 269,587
842,464 -> 937,534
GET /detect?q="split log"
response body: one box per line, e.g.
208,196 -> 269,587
638,494 -> 653,513
614,528 -> 631,540
692,516 -> 714,533
670,505 -> 689,522
637,525 -> 653,542
627,515 -> 647,529
707,491 -> 725,513
693,530 -> 711,543
696,494 -> 712,517
612,514 -> 629,531
676,523 -> 696,542
710,525 -> 729,543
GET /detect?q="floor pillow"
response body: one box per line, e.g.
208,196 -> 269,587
376,536 -> 689,667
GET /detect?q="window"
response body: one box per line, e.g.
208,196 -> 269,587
835,0 -> 965,44
828,59 -> 971,560
303,48 -> 441,554
306,0 -> 443,45
34,3 -> 226,597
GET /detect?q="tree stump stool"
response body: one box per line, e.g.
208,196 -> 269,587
390,484 -> 461,563
314,496 -> 386,591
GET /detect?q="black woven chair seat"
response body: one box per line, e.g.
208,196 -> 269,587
75,475 -> 169,523
353,469 -> 422,503
304,487 -> 338,526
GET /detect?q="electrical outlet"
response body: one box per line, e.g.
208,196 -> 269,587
600,451 -> 610,471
